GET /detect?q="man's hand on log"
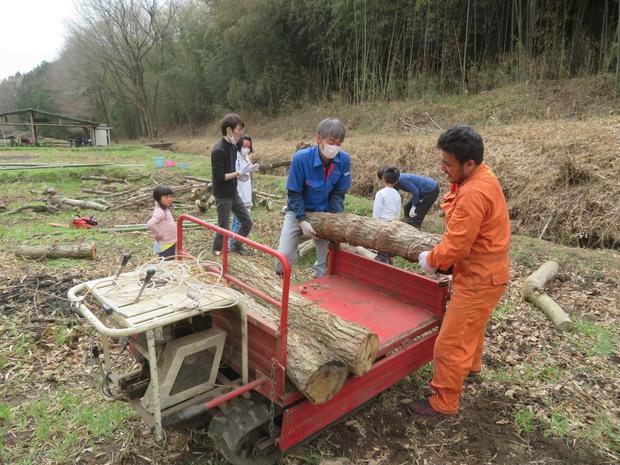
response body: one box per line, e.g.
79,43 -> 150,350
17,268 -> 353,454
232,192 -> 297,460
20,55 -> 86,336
299,220 -> 318,239
418,251 -> 437,274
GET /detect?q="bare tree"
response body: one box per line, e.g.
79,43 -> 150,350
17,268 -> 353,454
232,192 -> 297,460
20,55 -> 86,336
68,0 -> 178,138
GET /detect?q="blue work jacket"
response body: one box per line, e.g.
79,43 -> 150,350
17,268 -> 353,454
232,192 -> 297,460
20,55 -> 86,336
286,145 -> 352,220
396,173 -> 438,205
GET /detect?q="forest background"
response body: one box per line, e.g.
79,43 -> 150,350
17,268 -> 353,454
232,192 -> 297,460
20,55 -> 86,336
0,0 -> 619,140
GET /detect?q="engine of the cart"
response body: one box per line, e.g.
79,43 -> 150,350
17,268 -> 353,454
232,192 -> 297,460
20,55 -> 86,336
68,215 -> 449,465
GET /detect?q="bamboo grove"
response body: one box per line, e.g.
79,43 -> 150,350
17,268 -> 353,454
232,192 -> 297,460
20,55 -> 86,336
0,0 -> 618,138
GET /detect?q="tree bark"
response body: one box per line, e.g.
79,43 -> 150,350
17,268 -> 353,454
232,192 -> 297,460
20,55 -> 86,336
521,261 -> 573,331
227,258 -> 379,377
305,212 -> 440,262
15,243 -> 96,260
235,297 -> 349,404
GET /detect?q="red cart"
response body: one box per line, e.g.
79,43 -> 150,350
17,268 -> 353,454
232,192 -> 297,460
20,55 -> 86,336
70,215 -> 449,465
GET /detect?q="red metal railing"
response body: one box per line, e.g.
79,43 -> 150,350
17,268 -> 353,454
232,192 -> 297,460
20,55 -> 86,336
176,214 -> 291,401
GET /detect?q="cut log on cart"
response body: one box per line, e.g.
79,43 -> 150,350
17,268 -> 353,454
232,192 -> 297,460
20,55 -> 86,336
236,296 -> 349,404
305,212 -> 440,261
228,258 -> 379,380
521,261 -> 573,331
15,242 -> 96,260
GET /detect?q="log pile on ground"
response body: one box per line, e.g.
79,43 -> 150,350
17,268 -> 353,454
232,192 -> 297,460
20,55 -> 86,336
0,174 -> 281,217
227,258 -> 379,403
521,261 -> 573,331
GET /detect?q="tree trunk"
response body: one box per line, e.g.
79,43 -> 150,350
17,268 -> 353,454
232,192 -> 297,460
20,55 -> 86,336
521,261 -> 573,331
304,212 -> 440,262
227,258 -> 379,377
15,243 -> 96,260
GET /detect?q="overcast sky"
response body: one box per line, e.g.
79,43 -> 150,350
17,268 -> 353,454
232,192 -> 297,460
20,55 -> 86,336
0,0 -> 74,81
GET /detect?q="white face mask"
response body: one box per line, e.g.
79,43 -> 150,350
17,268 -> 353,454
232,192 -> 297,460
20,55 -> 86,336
321,143 -> 340,159
241,147 -> 251,157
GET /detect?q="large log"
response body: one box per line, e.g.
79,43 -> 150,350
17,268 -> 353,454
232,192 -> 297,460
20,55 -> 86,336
228,258 -> 379,377
235,297 -> 349,404
521,261 -> 573,331
15,243 -> 96,260
305,212 -> 440,262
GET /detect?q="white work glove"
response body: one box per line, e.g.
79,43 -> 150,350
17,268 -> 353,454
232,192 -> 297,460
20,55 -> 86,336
409,206 -> 417,218
418,251 -> 437,274
238,173 -> 250,182
248,163 -> 260,173
299,220 -> 318,239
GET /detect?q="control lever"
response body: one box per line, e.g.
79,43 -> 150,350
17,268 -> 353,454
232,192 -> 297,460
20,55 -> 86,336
115,253 -> 132,278
134,269 -> 155,303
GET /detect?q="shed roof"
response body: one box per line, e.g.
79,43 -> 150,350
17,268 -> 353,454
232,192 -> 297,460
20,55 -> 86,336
0,108 -> 100,126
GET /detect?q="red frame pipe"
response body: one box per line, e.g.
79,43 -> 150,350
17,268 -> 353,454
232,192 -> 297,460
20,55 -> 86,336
204,377 -> 268,411
176,214 -> 291,394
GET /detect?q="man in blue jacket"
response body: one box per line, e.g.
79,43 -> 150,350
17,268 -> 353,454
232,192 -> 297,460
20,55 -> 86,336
275,118 -> 352,278
377,167 -> 439,229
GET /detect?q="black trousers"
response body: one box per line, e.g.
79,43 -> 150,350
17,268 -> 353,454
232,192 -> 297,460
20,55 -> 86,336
403,184 -> 440,229
213,193 -> 253,252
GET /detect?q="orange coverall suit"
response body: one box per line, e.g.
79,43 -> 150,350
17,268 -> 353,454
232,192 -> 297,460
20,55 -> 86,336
426,163 -> 510,414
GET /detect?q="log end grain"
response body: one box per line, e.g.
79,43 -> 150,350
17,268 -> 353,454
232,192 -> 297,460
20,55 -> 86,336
352,334 -> 380,375
304,361 -> 349,404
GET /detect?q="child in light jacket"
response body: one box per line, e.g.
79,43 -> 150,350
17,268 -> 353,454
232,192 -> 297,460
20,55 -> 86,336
147,185 -> 177,259
373,166 -> 401,264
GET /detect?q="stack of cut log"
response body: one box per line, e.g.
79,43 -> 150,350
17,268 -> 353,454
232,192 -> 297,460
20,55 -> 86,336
224,213 -> 441,403
228,258 -> 379,404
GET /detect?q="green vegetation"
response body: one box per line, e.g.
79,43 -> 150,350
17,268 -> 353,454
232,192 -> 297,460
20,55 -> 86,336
0,391 -> 134,463
1,1 -> 617,138
571,319 -> 617,357
514,407 -> 536,435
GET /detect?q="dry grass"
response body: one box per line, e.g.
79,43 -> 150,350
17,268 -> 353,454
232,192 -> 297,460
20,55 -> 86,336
173,115 -> 620,249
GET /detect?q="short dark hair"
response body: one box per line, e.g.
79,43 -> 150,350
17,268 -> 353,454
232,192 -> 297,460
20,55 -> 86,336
220,113 -> 244,136
377,165 -> 388,180
153,185 -> 173,208
381,167 -> 400,184
437,125 -> 484,165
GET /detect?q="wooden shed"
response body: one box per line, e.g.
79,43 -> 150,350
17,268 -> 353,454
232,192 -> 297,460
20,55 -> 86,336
0,108 -> 112,146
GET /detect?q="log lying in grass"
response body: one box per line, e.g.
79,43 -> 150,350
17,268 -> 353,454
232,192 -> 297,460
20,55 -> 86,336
0,204 -> 57,215
521,261 -> 573,331
305,212 -> 440,262
15,243 -> 96,260
228,258 -> 379,378
50,196 -> 109,211
259,159 -> 292,171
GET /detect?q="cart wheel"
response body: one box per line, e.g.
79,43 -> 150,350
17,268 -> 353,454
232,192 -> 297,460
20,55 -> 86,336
211,425 -> 280,465
208,397 -> 281,465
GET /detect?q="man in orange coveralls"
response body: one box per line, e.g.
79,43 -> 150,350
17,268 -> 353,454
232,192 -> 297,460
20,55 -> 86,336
407,125 -> 510,418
